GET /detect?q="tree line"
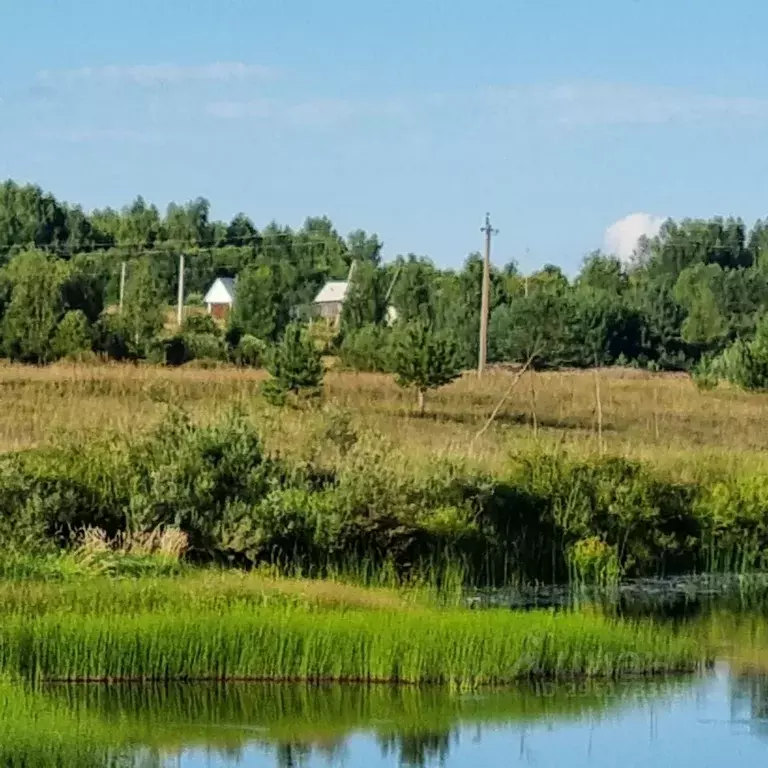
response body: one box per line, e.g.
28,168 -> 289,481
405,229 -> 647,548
4,179 -> 768,389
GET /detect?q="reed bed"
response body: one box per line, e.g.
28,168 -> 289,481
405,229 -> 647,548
0,599 -> 704,686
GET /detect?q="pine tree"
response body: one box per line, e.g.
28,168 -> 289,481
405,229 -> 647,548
391,321 -> 461,415
262,322 -> 324,405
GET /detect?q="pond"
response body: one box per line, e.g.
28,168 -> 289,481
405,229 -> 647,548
7,668 -> 768,766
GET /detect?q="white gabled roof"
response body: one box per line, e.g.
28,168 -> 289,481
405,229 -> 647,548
204,277 -> 236,305
314,280 -> 348,304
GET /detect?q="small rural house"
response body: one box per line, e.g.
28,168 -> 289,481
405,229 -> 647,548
312,262 -> 399,327
312,280 -> 349,325
203,277 -> 236,319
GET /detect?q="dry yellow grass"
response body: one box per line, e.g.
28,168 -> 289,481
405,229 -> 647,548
0,360 -> 766,479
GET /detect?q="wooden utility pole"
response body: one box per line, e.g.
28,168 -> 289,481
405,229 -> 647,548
478,213 -> 497,377
176,253 -> 185,326
119,261 -> 127,311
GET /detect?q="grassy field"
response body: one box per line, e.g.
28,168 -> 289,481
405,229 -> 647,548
2,360 -> 767,581
0,361 -> 765,480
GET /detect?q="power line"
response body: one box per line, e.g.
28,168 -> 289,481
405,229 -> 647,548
0,231 -> 347,257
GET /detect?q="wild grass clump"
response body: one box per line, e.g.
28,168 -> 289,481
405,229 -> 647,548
70,526 -> 189,577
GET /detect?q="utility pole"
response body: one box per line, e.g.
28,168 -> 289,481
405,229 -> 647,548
524,248 -> 530,297
176,253 -> 185,326
478,213 -> 498,377
119,261 -> 127,312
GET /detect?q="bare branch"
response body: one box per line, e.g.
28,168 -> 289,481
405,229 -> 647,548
470,353 -> 536,448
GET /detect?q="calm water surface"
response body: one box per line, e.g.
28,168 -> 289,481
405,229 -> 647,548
21,668 -> 768,767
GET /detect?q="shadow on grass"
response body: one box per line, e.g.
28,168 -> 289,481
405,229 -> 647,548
403,409 -> 616,433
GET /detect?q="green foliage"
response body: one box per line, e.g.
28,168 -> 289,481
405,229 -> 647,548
181,312 -> 219,336
0,594 -> 700,687
52,310 -> 92,359
341,260 -> 388,331
262,323 -> 324,405
674,263 -> 728,346
92,313 -> 132,360
183,332 -> 227,362
391,322 -> 460,413
231,263 -> 289,341
7,408 -> 768,582
233,334 -> 267,367
699,316 -> 768,391
339,324 -> 393,372
4,181 -> 768,372
121,258 -> 164,357
1,250 -> 70,362
569,537 -> 621,586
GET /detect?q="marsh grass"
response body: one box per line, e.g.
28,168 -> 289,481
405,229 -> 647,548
0,575 -> 704,685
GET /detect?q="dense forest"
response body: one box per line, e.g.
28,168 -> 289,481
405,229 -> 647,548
3,179 -> 768,384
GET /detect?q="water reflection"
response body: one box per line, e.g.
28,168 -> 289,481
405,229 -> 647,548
0,678 -> 690,767
4,669 -> 768,765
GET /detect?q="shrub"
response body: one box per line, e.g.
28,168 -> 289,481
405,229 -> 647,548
262,323 -> 324,406
234,334 -> 267,367
184,332 -> 227,362
182,313 -> 220,336
92,314 -> 132,361
52,310 -> 92,360
339,324 -> 393,372
569,537 -> 621,585
691,356 -> 718,391
160,334 -> 190,366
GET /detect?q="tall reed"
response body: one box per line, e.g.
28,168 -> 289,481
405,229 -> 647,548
0,602 -> 704,686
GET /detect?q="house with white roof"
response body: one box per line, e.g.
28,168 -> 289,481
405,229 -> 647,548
313,280 -> 349,324
203,277 -> 236,319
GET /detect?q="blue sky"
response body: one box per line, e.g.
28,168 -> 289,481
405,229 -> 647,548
3,0 -> 768,272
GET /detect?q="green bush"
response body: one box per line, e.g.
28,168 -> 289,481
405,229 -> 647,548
92,314 -> 133,361
262,323 -> 324,406
234,334 -> 267,367
182,313 -> 220,336
186,291 -> 205,307
695,473 -> 768,570
339,324 -> 393,372
184,332 -> 227,362
52,310 -> 92,359
159,334 -> 190,366
10,409 -> 768,583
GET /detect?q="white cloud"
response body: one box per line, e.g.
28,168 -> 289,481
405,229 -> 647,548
604,213 -> 665,261
479,82 -> 768,126
38,62 -> 276,86
205,97 -> 407,128
35,127 -> 165,143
